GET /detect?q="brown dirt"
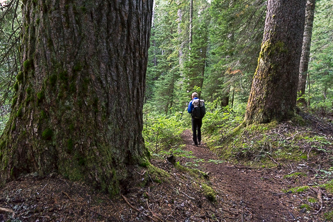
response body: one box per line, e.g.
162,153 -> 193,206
0,129 -> 332,221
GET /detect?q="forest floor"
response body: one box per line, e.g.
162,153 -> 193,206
1,114 -> 333,221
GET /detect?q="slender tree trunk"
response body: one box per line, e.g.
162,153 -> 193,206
189,0 -> 193,50
221,86 -> 230,108
231,87 -> 235,109
298,0 -> 316,106
0,0 -> 153,194
178,8 -> 184,75
244,0 -> 306,124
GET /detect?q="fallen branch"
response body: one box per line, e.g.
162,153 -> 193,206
311,188 -> 323,215
62,191 -> 74,201
268,155 -> 279,165
0,207 -> 15,217
121,195 -> 157,222
146,200 -> 163,222
179,190 -> 195,200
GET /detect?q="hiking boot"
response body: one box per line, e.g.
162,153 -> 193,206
192,142 -> 198,146
198,141 -> 201,145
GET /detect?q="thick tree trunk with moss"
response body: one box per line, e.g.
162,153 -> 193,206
298,0 -> 316,106
244,0 -> 306,124
0,0 -> 153,194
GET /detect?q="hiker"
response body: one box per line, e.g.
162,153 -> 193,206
188,92 -> 205,146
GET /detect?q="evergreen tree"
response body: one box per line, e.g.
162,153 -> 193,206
245,0 -> 306,124
0,0 -> 153,195
205,0 -> 266,107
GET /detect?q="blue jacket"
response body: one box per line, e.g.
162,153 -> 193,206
188,97 -> 198,113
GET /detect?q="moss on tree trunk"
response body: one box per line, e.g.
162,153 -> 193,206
244,0 -> 306,124
0,0 -> 153,195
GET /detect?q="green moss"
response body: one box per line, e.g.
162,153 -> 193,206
69,123 -> 74,131
26,86 -> 32,94
147,162 -> 170,183
37,91 -> 44,103
23,59 -> 32,72
14,81 -> 19,92
109,169 -> 120,196
286,186 -> 309,193
67,139 -> 74,153
59,71 -> 68,81
70,82 -> 76,93
40,110 -> 46,119
11,122 -> 16,131
308,197 -> 317,203
73,63 -> 82,72
300,204 -> 310,211
16,105 -> 23,117
324,211 -> 333,220
320,180 -> 333,193
202,184 -> 216,202
42,128 -> 53,140
16,72 -> 23,83
283,172 -> 307,179
49,74 -> 57,86
77,154 -> 86,166
11,96 -> 17,108
80,6 -> 87,13
139,160 -> 149,167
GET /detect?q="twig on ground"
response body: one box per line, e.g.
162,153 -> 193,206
146,200 -> 163,222
268,155 -> 279,165
0,207 -> 15,217
121,195 -> 157,222
179,189 -> 195,200
311,188 -> 323,215
62,191 -> 74,201
307,147 -> 313,160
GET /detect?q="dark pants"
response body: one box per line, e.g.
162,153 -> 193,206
192,118 -> 202,145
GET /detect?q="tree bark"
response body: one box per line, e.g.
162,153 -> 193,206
0,0 -> 153,195
244,0 -> 306,124
298,0 -> 316,106
189,0 -> 193,50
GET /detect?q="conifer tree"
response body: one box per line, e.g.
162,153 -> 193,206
0,0 -> 153,195
245,0 -> 306,124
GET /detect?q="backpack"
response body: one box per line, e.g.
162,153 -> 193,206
191,98 -> 206,119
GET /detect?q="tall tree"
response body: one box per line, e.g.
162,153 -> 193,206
298,0 -> 316,106
205,0 -> 266,107
244,0 -> 306,124
0,0 -> 153,194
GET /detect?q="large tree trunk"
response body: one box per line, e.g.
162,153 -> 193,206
298,0 -> 316,106
244,0 -> 306,124
0,0 -> 153,194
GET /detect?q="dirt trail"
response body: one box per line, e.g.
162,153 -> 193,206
179,130 -> 308,221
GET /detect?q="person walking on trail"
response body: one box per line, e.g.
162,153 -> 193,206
188,92 -> 205,146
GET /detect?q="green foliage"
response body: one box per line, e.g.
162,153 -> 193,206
142,107 -> 188,153
307,0 -> 333,110
320,180 -> 333,193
